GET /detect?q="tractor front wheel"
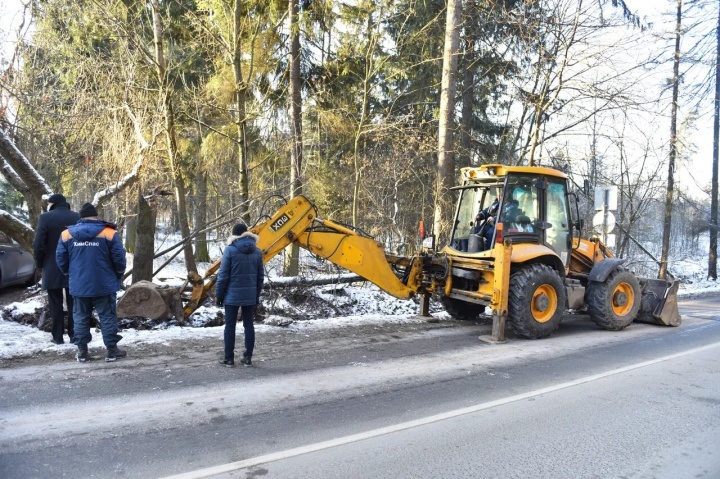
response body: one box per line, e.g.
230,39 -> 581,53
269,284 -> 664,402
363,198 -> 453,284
508,264 -> 566,339
586,269 -> 641,330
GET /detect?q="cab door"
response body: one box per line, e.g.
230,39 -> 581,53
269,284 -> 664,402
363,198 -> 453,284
544,179 -> 572,267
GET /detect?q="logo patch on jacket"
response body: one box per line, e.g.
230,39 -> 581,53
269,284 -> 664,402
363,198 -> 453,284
74,241 -> 101,247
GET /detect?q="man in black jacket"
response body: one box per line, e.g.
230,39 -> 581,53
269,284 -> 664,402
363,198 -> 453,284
33,193 -> 80,344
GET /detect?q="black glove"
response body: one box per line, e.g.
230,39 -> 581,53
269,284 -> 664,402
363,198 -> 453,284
216,298 -> 224,307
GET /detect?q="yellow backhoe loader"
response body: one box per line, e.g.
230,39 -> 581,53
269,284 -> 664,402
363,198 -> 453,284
162,164 -> 681,341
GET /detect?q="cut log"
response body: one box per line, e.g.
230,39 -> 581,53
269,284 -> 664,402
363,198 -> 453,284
117,280 -> 184,323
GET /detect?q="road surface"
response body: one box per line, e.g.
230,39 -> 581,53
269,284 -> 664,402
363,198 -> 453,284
1,293 -> 719,478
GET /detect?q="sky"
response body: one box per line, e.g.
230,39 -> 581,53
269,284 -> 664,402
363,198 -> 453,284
632,1 -> 718,196
0,0 -> 29,58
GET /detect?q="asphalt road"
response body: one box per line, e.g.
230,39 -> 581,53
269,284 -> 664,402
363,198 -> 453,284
1,293 -> 719,479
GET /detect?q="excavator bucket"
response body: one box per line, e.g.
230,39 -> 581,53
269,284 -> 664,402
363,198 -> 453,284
635,279 -> 681,327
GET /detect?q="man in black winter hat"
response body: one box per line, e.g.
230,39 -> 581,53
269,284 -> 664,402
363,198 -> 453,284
33,193 -> 80,344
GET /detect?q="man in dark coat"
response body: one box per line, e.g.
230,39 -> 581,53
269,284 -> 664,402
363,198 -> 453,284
32,193 -> 80,344
215,222 -> 265,367
56,203 -> 127,362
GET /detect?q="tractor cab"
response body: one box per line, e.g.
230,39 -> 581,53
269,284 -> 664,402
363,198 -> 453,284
448,164 -> 573,267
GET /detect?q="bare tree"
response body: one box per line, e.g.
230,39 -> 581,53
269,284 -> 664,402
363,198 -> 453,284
505,0 -> 657,169
660,0 -> 683,280
709,0 -> 720,280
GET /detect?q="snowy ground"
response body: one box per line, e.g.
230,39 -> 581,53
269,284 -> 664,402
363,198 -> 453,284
0,238 -> 442,360
2,230 -> 719,361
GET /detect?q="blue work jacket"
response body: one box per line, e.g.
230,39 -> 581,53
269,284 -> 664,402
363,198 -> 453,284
56,219 -> 127,297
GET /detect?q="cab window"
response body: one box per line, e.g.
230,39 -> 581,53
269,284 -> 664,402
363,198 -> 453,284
500,176 -> 539,235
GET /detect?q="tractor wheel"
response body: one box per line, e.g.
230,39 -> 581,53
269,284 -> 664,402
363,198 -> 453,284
586,269 -> 641,330
440,297 -> 485,321
508,264 -> 566,339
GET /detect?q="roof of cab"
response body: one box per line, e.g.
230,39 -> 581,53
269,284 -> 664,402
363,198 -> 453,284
460,164 -> 568,182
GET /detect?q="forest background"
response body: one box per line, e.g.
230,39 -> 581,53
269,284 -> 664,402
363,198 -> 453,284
1,0 -> 719,285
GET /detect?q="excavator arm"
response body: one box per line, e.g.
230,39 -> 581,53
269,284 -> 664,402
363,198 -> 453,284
183,196 -> 424,316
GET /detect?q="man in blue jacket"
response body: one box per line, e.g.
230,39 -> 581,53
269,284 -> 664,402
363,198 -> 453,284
33,193 -> 80,344
215,222 -> 265,367
56,203 -> 127,362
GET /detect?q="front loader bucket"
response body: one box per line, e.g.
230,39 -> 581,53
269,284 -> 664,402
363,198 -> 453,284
636,279 -> 681,327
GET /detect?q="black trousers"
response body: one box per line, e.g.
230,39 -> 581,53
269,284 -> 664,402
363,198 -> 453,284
223,305 -> 255,362
47,288 -> 74,342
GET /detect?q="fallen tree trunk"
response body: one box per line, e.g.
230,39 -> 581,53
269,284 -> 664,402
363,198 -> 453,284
265,273 -> 363,288
118,273 -> 366,322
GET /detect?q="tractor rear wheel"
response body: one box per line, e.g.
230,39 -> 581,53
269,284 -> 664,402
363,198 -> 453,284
440,297 -> 485,321
508,264 -> 566,339
586,269 -> 641,330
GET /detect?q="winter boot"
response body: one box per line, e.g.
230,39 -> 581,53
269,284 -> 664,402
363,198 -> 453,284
76,345 -> 89,362
240,356 -> 252,366
218,359 -> 235,368
105,345 -> 127,362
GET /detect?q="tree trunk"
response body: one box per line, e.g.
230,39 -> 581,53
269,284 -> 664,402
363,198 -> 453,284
0,208 -> 35,251
709,0 -> 720,280
288,0 -> 303,199
133,186 -> 156,284
433,0 -> 462,246
194,169 -> 210,263
125,193 -> 137,254
459,44 -> 474,169
151,0 -> 197,275
233,0 -> 250,223
659,0 -> 683,280
352,13 -> 375,228
285,0 -> 303,276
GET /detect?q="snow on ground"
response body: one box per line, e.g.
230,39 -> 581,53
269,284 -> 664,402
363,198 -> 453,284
0,235 -> 441,359
2,273 -> 717,360
0,296 -> 442,360
2,229 -> 719,360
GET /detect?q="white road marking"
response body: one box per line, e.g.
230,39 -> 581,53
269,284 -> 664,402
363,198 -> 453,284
163,341 -> 720,479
